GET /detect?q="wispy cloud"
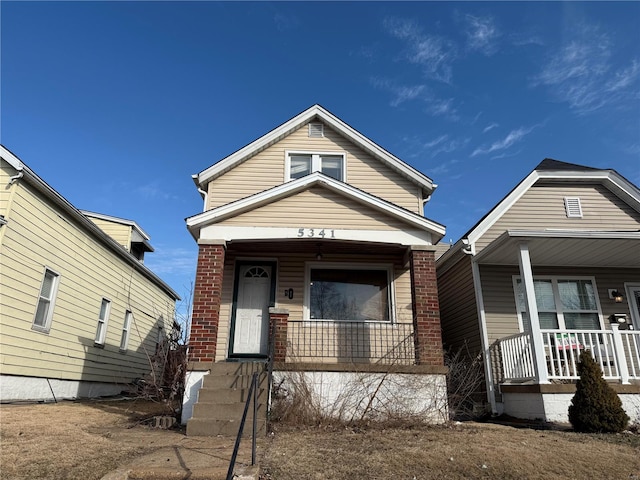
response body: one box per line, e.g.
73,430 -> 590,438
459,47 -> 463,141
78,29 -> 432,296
135,181 -> 178,201
482,122 -> 499,134
370,78 -> 426,107
472,126 -> 536,157
426,97 -> 458,121
430,158 -> 460,175
383,17 -> 457,83
145,246 -> 197,277
420,134 -> 469,158
463,14 -> 500,55
533,23 -> 640,114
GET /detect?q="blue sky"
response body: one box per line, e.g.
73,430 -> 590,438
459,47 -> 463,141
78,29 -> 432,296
2,2 -> 639,305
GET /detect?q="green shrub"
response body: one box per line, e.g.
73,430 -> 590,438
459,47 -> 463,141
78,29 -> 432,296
568,350 -> 629,433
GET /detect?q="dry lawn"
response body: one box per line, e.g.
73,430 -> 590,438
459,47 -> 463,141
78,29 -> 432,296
261,422 -> 640,480
0,399 -> 178,480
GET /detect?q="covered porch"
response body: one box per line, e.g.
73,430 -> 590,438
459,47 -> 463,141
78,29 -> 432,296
473,229 -> 640,421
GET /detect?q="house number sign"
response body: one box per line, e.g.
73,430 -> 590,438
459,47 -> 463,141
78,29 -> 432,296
296,228 -> 336,239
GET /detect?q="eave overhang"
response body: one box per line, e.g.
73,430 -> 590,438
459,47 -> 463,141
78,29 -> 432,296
185,172 -> 446,244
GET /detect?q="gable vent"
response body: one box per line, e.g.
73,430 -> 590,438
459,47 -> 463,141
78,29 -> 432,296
308,122 -> 324,138
564,197 -> 583,218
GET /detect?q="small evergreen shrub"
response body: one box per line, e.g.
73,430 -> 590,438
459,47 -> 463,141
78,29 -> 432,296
568,350 -> 629,433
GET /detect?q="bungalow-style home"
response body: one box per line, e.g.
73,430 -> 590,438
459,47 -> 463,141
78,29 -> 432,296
0,146 -> 180,402
437,159 -> 640,423
182,105 -> 449,432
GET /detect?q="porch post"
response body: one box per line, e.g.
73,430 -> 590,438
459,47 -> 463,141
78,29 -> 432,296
610,324 -> 630,384
188,241 -> 226,364
409,247 -> 444,366
269,308 -> 289,362
517,242 -> 549,384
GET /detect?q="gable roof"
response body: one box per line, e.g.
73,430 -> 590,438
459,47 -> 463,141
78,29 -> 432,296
1,145 -> 179,300
438,158 -> 640,264
186,171 -> 445,243
193,104 -> 436,196
81,210 -> 154,253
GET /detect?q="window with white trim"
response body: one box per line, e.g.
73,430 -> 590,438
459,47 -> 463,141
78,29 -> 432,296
32,268 -> 60,333
306,263 -> 393,322
94,298 -> 111,345
119,310 -> 132,351
286,152 -> 345,182
514,277 -> 602,331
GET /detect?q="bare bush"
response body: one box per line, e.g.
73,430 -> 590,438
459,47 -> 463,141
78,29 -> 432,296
444,344 -> 486,420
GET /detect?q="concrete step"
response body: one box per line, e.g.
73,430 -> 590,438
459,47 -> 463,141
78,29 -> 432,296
197,387 -> 266,404
186,417 -> 266,437
207,361 -> 266,376
202,371 -> 267,390
192,401 -> 267,420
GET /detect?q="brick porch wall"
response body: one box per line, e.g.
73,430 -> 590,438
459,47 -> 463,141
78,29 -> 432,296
188,243 -> 225,363
269,308 -> 289,362
410,249 -> 444,366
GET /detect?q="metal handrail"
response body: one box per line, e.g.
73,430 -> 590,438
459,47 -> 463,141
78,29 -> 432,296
225,370 -> 259,480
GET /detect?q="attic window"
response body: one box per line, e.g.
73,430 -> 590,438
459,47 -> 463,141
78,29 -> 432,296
564,197 -> 583,218
308,123 -> 324,138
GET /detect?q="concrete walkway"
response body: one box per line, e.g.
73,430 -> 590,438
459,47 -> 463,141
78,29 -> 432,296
100,435 -> 263,480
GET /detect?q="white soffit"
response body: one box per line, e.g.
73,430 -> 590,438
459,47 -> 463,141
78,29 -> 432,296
194,105 -> 435,193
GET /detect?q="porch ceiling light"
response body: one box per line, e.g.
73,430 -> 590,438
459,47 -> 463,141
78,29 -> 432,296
609,289 -> 624,303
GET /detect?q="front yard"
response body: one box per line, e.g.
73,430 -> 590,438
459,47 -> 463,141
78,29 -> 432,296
0,399 -> 639,480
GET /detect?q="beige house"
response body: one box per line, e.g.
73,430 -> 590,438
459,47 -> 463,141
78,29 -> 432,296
0,146 -> 180,402
437,159 -> 640,422
182,105 -> 449,431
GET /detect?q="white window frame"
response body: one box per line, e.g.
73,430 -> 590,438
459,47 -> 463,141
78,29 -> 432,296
285,150 -> 346,182
94,298 -> 111,346
303,262 -> 396,323
119,310 -> 132,352
513,275 -> 604,332
32,267 -> 60,333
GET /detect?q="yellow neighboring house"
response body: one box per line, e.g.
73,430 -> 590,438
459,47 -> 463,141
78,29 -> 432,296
0,145 -> 180,402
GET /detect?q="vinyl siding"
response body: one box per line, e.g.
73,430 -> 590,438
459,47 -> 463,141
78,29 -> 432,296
86,217 -> 132,251
0,177 -> 175,384
218,187 -> 411,230
216,249 -> 413,362
477,183 -> 640,252
437,254 -> 482,356
206,121 -> 421,213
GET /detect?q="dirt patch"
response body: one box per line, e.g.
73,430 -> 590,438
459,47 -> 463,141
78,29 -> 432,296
261,422 -> 640,480
0,398 -> 182,480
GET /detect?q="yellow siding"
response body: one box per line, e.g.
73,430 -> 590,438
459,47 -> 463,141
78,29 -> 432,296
0,180 -> 175,384
215,249 -> 413,362
218,187 -> 410,230
477,184 -> 640,252
206,121 -> 421,213
87,217 -> 132,251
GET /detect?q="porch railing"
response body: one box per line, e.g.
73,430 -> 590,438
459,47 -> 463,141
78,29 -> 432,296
286,320 -> 415,365
500,327 -> 640,383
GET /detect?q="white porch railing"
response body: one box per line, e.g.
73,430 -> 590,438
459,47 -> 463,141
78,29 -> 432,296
500,327 -> 640,383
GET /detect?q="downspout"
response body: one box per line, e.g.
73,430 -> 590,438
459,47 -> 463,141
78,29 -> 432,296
467,247 -> 498,416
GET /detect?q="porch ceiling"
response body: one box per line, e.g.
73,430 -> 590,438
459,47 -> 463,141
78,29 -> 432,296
227,238 -> 409,256
475,230 -> 640,268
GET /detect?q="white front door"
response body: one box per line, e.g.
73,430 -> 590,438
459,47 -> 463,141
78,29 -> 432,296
231,265 -> 272,356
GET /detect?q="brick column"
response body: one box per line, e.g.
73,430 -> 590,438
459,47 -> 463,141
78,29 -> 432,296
409,248 -> 444,366
269,308 -> 289,362
188,242 -> 225,363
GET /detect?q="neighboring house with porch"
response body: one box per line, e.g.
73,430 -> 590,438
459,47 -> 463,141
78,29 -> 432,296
0,146 -> 180,402
182,105 -> 449,431
437,159 -> 640,423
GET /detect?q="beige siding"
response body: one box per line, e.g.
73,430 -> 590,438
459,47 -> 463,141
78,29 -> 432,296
218,187 -> 410,230
0,179 -> 175,384
437,255 -> 482,356
216,249 -> 413,362
206,121 -> 421,213
481,263 -> 640,343
477,184 -> 640,252
87,217 -> 132,251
